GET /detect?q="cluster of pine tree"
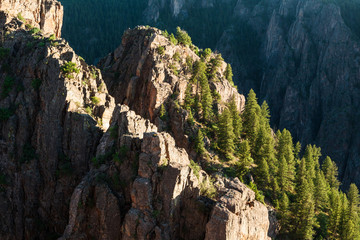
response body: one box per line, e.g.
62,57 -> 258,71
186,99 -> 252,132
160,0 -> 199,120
180,58 -> 360,238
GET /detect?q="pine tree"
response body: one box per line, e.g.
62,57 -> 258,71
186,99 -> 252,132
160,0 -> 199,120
294,158 -> 316,239
276,129 -> 296,193
224,63 -> 234,86
184,83 -> 194,110
314,169 -> 329,212
217,108 -> 235,160
327,188 -> 341,239
176,26 -> 192,46
343,184 -> 360,240
242,89 -> 261,149
199,72 -> 213,122
195,129 -> 206,155
228,97 -> 242,139
322,156 -> 340,189
159,104 -> 167,121
279,193 -> 292,234
238,139 -> 253,169
256,157 -> 271,189
303,145 -> 321,181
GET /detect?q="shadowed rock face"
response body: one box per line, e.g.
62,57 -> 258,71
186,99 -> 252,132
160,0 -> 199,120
0,1 -> 274,239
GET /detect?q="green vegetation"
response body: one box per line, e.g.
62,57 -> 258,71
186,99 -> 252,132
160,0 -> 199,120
60,62 -> 80,79
17,13 -> 25,21
173,51 -> 180,62
156,46 -> 165,55
91,96 -> 100,105
159,104 -> 168,121
30,27 -> 41,35
176,27 -> 192,46
189,160 -> 201,179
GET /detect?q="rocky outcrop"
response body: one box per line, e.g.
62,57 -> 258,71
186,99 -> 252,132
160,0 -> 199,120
0,1 -> 274,239
0,0 -> 63,37
0,15 -> 113,238
98,26 -> 245,150
59,105 -> 273,240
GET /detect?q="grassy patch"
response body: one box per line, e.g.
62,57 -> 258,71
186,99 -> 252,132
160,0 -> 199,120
190,160 -> 201,179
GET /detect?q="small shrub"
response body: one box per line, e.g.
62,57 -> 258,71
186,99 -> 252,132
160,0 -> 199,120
30,27 -> 41,34
48,34 -> 56,41
90,68 -> 97,79
85,106 -> 92,115
1,75 -> 15,98
159,104 -> 168,121
91,96 -> 100,105
200,48 -> 212,60
17,13 -> 25,21
189,160 -> 201,179
79,56 -> 85,62
31,78 -> 42,90
156,46 -> 165,55
61,62 -> 80,79
169,33 -> 178,45
200,178 -> 217,199
152,210 -> 160,218
0,47 -> 10,60
173,51 -> 180,62
186,57 -> 193,72
249,182 -> 265,204
162,30 -> 169,38
176,27 -> 192,46
169,63 -> 179,76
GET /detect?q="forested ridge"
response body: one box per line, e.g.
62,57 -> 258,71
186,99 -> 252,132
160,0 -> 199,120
160,28 -> 360,239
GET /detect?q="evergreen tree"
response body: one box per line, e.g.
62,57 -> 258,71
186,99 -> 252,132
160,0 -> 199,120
322,156 -> 340,189
314,168 -> 329,212
224,63 -> 234,86
184,83 -> 194,110
217,108 -> 235,160
339,192 -> 349,239
176,26 -> 192,46
199,72 -> 213,122
256,157 -> 271,189
195,129 -> 206,155
228,97 -> 242,139
327,188 -> 341,239
294,158 -> 316,239
242,89 -> 260,149
303,145 -> 321,181
237,139 -> 253,177
343,184 -> 360,240
279,193 -> 292,234
276,129 -> 296,193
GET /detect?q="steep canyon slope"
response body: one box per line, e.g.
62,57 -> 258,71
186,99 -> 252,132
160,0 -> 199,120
0,1 -> 274,239
58,0 -> 360,188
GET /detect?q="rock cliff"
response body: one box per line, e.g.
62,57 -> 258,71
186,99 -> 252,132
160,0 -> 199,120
0,0 -> 63,37
0,1 -> 274,239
